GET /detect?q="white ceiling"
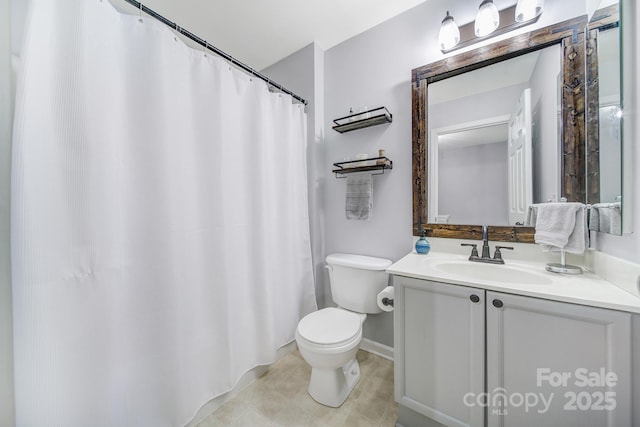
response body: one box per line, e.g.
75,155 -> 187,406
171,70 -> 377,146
110,0 -> 429,70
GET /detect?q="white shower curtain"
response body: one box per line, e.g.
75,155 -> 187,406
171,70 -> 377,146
11,1 -> 317,425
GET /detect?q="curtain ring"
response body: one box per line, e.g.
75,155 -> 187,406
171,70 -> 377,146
203,42 -> 208,57
138,3 -> 143,22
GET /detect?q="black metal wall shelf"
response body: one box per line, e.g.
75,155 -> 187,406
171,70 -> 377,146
332,157 -> 393,178
332,107 -> 392,133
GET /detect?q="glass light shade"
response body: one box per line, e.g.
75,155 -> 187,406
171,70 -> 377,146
515,0 -> 544,22
438,11 -> 460,51
474,0 -> 500,37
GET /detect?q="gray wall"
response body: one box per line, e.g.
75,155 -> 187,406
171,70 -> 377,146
1,0 -> 14,425
438,142 -> 509,225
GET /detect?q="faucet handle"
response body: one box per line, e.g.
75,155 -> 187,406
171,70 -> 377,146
461,243 -> 479,258
493,246 -> 514,261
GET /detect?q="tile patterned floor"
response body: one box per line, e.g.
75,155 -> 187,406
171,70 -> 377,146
197,349 -> 398,427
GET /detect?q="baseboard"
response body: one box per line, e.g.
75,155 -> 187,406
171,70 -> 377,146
360,338 -> 394,361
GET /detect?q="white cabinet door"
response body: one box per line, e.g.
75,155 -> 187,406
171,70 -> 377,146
486,291 -> 632,427
394,277 -> 485,427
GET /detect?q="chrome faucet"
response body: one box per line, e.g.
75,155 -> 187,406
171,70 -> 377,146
461,225 -> 514,264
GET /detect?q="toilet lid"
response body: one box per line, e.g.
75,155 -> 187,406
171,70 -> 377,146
297,308 -> 361,345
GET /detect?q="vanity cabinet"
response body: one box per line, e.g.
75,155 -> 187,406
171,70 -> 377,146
394,276 -> 632,427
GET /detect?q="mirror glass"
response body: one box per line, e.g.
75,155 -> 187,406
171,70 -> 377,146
587,1 -> 623,234
428,45 -> 562,226
597,27 -> 621,202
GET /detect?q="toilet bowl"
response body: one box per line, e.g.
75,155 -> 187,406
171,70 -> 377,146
295,253 -> 391,407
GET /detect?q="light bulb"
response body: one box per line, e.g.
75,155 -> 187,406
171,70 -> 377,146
475,0 -> 500,37
438,11 -> 460,51
515,0 -> 545,22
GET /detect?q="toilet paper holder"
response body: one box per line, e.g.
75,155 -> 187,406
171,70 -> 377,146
377,286 -> 395,312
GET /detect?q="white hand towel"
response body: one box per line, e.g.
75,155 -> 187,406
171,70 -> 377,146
590,202 -> 621,234
588,206 -> 600,231
608,202 -> 622,235
345,173 -> 373,220
527,202 -> 587,254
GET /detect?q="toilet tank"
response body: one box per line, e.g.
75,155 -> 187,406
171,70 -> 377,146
326,253 -> 392,314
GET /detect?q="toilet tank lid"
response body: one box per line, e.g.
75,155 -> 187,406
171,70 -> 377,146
326,253 -> 392,270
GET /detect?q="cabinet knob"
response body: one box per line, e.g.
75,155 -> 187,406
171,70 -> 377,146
492,299 -> 504,308
470,294 -> 480,303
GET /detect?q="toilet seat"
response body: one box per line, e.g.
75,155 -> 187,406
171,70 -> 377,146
297,308 -> 362,348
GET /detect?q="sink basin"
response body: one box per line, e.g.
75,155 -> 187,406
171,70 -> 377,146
428,260 -> 553,286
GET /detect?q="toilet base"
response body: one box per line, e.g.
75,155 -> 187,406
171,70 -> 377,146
308,358 -> 361,407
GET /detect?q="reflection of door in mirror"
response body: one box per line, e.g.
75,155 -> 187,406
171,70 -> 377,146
508,88 -> 532,226
428,45 -> 561,227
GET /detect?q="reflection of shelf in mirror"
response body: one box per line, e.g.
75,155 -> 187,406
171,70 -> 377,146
332,157 -> 393,178
332,107 -> 392,133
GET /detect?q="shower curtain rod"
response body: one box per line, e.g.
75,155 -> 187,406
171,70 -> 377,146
121,0 -> 308,106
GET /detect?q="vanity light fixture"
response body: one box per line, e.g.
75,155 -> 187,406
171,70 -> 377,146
515,0 -> 545,22
474,0 -> 500,37
438,0 -> 544,53
438,11 -> 460,51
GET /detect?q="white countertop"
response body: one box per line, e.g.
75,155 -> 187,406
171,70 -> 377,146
388,251 -> 640,314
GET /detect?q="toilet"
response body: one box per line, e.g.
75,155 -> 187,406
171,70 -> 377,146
295,253 -> 392,407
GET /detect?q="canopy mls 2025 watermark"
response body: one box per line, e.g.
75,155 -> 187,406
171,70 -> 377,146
464,367 -> 618,416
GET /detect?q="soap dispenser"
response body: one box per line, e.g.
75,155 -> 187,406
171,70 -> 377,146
415,231 -> 431,255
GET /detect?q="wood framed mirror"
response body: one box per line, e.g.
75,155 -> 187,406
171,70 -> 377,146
412,15 -> 588,243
